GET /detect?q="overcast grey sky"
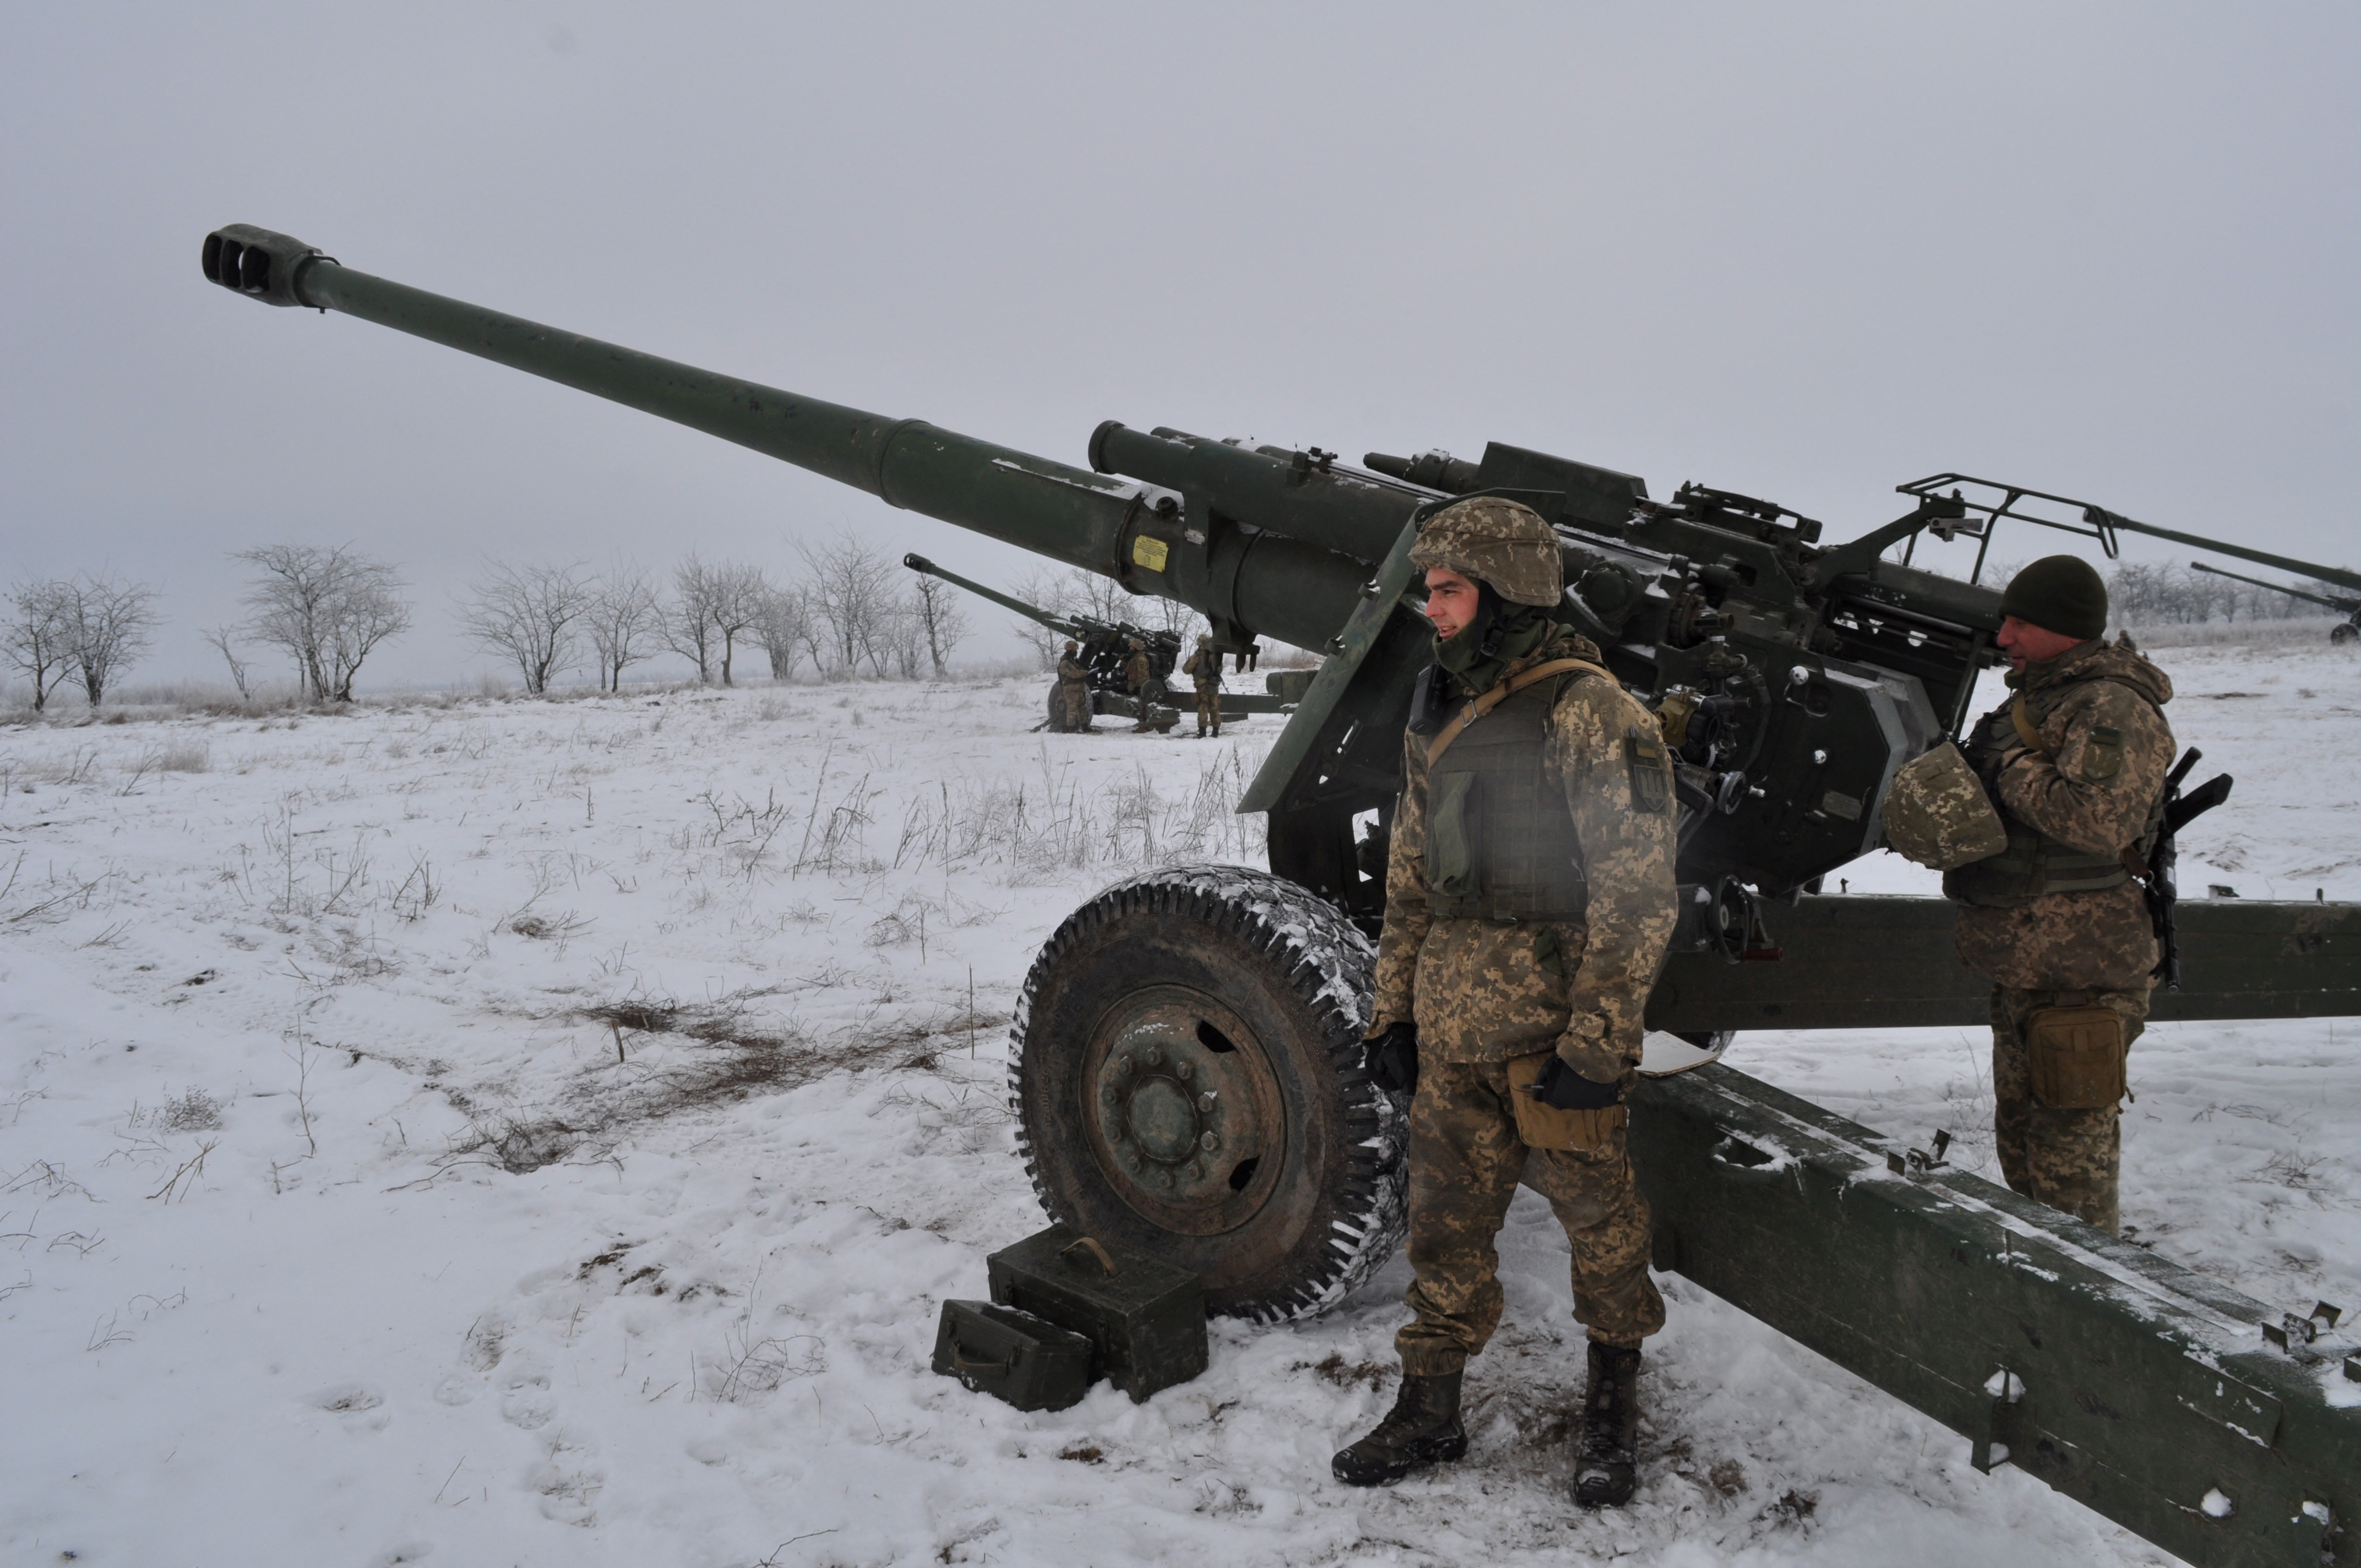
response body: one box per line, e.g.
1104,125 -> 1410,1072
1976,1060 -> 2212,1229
5,3 -> 2357,689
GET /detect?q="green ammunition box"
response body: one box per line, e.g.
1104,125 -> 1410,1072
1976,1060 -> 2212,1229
987,1224 -> 1207,1403
931,1299 -> 1095,1413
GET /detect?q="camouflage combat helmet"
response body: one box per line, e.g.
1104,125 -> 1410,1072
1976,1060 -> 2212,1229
1409,497 -> 1564,608
1063,639 -> 1078,654
1883,740 -> 2008,870
1197,634 -> 1212,646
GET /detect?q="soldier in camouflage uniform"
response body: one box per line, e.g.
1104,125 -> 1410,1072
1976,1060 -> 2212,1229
1123,638 -> 1158,733
1332,498 -> 1679,1510
1945,556 -> 2175,1234
1182,634 -> 1223,737
1054,639 -> 1091,732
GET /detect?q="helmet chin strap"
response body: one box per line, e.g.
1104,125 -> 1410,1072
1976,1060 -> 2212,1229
1472,582 -> 1508,661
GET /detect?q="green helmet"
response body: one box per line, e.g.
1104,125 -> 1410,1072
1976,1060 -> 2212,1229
1408,497 -> 1564,607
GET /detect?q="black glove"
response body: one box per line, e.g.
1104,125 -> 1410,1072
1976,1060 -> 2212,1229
1531,1054 -> 1624,1111
1363,1022 -> 1418,1097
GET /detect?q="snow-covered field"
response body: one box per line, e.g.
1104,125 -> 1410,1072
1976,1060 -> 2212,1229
3,641 -> 2356,1568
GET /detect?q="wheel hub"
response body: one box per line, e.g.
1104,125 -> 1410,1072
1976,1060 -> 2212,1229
1083,988 -> 1281,1233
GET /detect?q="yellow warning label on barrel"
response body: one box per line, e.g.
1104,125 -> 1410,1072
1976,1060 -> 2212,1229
1131,534 -> 1171,572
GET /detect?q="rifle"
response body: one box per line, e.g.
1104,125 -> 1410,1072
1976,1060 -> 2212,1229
2145,747 -> 2235,991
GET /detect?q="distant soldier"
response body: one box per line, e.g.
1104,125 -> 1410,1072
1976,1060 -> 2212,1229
1182,634 -> 1223,738
1944,558 -> 2176,1235
1124,637 -> 1158,733
1054,639 -> 1091,732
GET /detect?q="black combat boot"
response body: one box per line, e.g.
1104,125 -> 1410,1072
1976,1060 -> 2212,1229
1331,1370 -> 1467,1486
1574,1341 -> 1641,1508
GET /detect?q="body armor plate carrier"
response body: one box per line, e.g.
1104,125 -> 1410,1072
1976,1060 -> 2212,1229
1945,683 -> 2164,910
1423,668 -> 1597,922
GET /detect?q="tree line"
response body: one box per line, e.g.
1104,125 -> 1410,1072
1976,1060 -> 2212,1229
461,535 -> 972,695
2103,560 -> 2348,625
4,534 -> 980,710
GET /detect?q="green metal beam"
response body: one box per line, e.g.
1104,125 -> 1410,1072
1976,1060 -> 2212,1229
1648,896 -> 2361,1034
1633,1063 -> 2359,1566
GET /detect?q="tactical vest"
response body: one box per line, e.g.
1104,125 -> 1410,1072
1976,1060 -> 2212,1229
1423,671 -> 1594,922
1946,678 -> 2163,910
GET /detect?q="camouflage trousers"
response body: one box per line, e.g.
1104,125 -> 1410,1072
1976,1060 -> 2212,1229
1194,688 -> 1221,734
1396,1057 -> 1664,1376
1990,985 -> 2148,1233
1058,682 -> 1091,731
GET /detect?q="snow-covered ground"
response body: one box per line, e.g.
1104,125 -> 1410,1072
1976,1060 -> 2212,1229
3,640 -> 2355,1568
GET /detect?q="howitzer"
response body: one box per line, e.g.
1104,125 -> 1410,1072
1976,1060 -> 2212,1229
902,552 -> 1180,728
902,553 -> 1305,727
205,225 -> 2361,1565
2191,561 -> 2361,644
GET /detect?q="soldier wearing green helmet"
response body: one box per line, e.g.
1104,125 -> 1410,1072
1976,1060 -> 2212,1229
1331,497 -> 1678,1510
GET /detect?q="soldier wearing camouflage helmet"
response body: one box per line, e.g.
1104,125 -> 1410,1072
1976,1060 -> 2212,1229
1181,634 -> 1223,738
1054,638 -> 1091,732
1332,497 -> 1679,1511
1941,556 -> 2177,1234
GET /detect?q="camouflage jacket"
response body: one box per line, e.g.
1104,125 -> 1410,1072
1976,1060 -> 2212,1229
1181,649 -> 1221,690
1057,654 -> 1088,685
1369,634 -> 1679,1078
1948,636 -> 2176,990
1124,650 -> 1152,692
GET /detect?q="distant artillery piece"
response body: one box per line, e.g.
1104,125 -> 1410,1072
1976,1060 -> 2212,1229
902,554 -> 1311,729
2191,559 -> 2361,644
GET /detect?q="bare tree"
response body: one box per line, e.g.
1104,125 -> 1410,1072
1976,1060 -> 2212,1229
460,560 -> 594,695
711,562 -> 770,685
753,582 -> 814,681
663,554 -> 725,683
1067,567 -> 1131,625
203,626 -> 253,700
584,565 -> 661,692
798,533 -> 897,678
3,579 -> 77,712
235,545 -> 412,703
1006,568 -> 1082,671
55,574 -> 160,706
665,556 -> 772,685
909,573 -> 970,678
882,596 -> 924,679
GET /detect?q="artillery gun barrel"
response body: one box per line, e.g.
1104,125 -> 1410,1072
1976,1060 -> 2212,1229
2094,511 -> 2361,596
2190,559 -> 2354,612
903,554 -> 1079,635
200,225 -> 1373,654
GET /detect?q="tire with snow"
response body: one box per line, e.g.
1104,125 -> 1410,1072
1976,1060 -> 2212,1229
1009,866 -> 1406,1322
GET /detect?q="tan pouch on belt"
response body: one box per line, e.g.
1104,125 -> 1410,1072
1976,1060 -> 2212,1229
1504,1051 -> 1625,1152
2027,1005 -> 2129,1109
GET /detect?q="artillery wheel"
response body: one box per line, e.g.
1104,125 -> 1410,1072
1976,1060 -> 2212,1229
1044,684 -> 1076,732
1009,867 -> 1406,1322
2332,621 -> 2358,645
